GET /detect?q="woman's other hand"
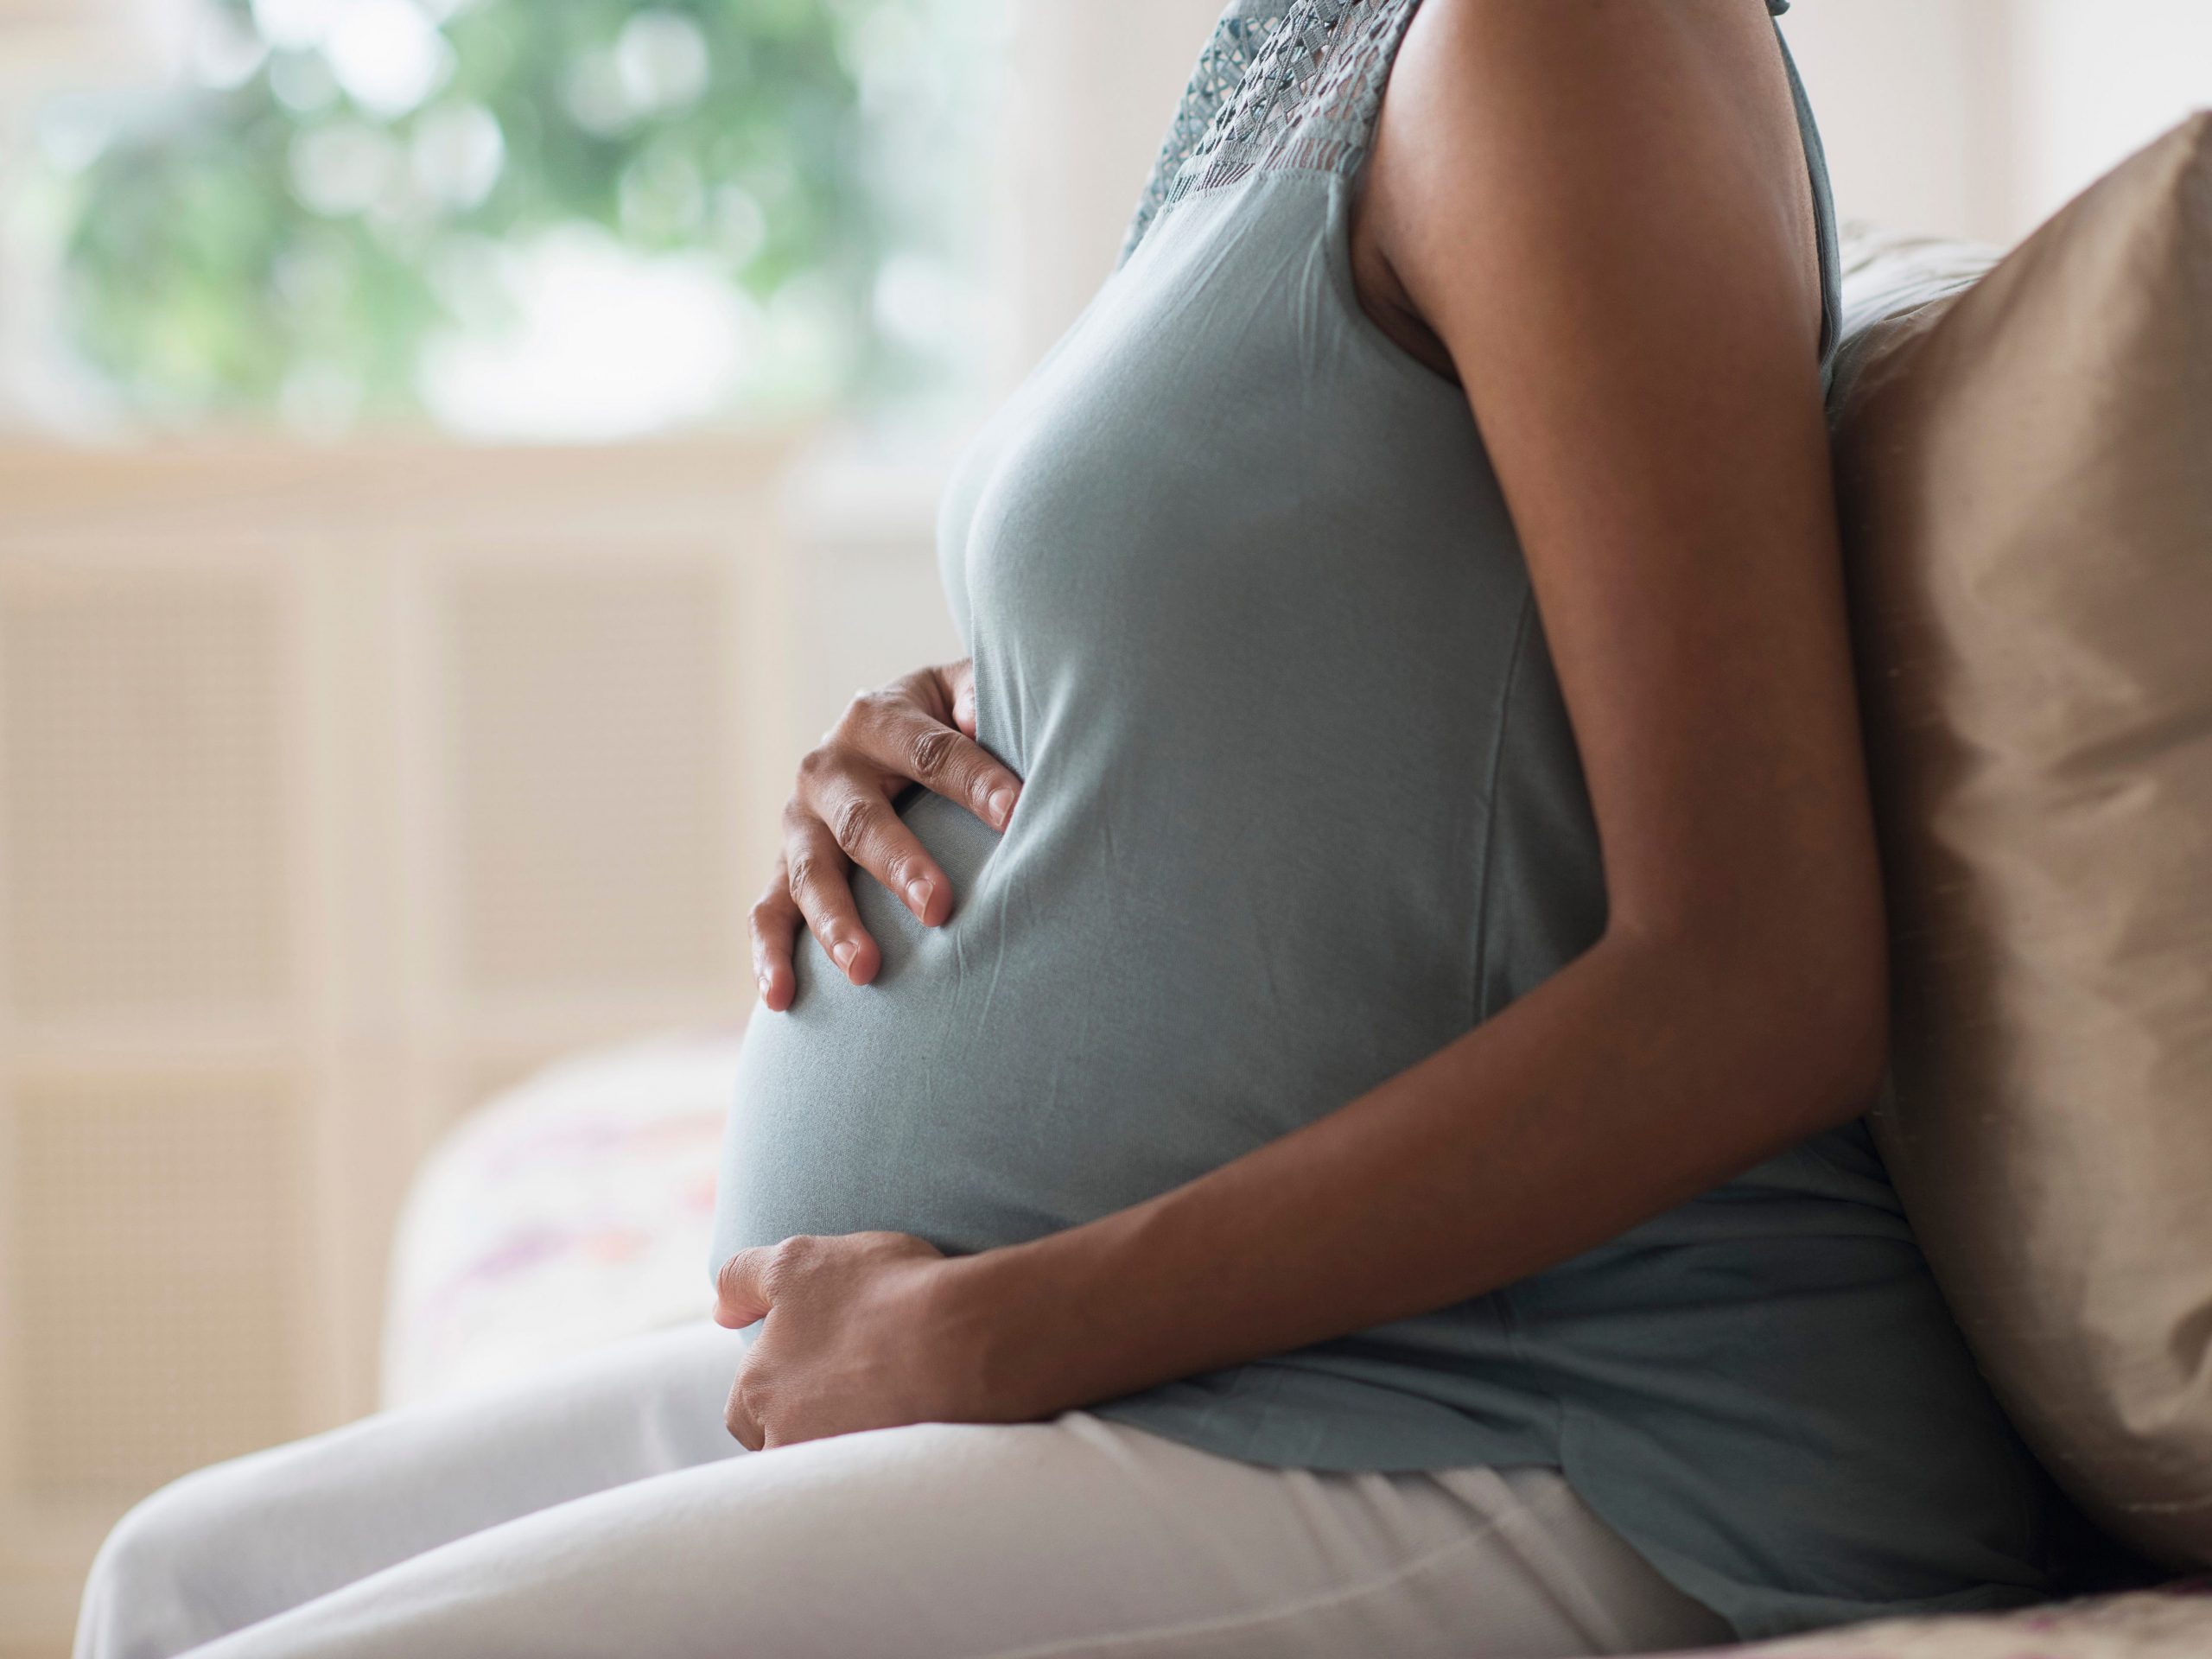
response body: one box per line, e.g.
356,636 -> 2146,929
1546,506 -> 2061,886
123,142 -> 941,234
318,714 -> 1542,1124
752,658 -> 1022,1009
715,1234 -> 1009,1450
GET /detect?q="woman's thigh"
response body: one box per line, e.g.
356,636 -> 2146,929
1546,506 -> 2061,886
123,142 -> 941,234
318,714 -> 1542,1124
167,1409 -> 1732,1659
77,1319 -> 746,1659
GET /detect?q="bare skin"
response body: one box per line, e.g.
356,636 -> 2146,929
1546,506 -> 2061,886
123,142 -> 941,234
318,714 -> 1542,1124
723,0 -> 1878,1452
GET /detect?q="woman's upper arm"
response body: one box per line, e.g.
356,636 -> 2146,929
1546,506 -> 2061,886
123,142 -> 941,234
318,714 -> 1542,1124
1367,0 -> 1885,1076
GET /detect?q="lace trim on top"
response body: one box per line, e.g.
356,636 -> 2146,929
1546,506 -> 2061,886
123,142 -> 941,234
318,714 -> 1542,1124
1118,0 -> 1800,267
1117,0 -> 1418,267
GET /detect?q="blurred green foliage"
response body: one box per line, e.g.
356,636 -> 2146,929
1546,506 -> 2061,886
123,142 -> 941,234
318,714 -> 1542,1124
45,0 -> 978,431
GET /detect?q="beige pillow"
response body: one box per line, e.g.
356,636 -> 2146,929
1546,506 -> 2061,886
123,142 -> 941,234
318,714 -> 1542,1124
1828,112 -> 2212,1568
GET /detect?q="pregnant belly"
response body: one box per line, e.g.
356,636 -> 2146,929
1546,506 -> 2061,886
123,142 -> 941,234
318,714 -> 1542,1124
708,780 -> 1484,1273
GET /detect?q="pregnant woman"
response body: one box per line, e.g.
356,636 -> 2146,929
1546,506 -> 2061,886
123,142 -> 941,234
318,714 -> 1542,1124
79,2 -> 2057,1655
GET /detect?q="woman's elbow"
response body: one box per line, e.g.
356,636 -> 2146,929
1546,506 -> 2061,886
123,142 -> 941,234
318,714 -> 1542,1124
1612,871 -> 1892,1138
1738,885 -> 1892,1134
1793,935 -> 1891,1131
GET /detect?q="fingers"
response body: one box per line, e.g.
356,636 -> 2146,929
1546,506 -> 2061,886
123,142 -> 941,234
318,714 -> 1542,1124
717,1249 -> 772,1447
757,664 -> 1022,1008
845,691 -> 1022,835
944,658 -> 979,739
748,859 -> 802,1012
781,808 -> 880,986
723,1370 -> 763,1450
715,1247 -> 775,1328
799,756 -> 957,930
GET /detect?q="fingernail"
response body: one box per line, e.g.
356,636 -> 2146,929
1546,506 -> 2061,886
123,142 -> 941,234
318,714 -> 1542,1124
757,971 -> 772,999
906,878 -> 933,918
832,940 -> 858,973
989,786 -> 1016,827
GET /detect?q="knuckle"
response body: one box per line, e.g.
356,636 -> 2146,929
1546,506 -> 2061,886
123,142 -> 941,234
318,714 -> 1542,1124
726,1385 -> 757,1443
766,1234 -> 817,1296
785,851 -> 823,901
828,795 -> 877,855
736,1370 -> 770,1427
907,724 -> 960,783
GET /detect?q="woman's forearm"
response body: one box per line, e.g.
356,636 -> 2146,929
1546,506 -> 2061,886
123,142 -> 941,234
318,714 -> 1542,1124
948,924 -> 1884,1421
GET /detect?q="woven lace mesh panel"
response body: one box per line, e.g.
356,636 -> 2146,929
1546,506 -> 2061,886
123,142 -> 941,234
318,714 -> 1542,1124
1118,0 -> 1420,266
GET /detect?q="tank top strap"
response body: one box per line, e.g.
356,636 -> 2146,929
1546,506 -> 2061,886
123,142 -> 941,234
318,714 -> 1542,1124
1121,0 -> 1840,384
1770,18 -> 1845,384
1118,0 -> 1421,267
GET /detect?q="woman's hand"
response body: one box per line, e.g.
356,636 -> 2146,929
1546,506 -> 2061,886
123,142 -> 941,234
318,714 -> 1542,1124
715,1233 -> 1013,1450
753,658 -> 1022,1008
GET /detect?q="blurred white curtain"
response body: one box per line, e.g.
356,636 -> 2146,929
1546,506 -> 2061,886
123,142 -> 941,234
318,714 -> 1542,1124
1780,0 -> 2021,245
2014,0 -> 2212,232
0,0 -> 189,430
0,0 -> 185,92
1786,0 -> 2212,249
982,0 -> 1220,391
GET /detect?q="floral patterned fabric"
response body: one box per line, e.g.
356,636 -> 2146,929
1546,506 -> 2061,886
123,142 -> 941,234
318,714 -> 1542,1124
379,1029 -> 742,1408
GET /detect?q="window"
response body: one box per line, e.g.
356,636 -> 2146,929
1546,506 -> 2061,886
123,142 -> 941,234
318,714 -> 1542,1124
17,0 -> 1004,440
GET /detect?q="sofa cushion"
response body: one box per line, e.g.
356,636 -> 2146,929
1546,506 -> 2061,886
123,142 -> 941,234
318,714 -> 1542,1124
1827,113 -> 2212,1567
1730,1580 -> 2212,1658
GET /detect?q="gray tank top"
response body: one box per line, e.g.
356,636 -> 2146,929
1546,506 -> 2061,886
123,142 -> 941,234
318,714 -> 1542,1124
713,0 -> 2054,1639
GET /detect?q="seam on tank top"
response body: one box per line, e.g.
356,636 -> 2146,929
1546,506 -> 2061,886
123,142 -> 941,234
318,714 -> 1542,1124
1135,157 -> 1354,246
1469,579 -> 1535,1028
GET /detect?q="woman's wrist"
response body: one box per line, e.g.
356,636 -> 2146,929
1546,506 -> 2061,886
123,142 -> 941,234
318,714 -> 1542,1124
935,1215 -> 1143,1423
